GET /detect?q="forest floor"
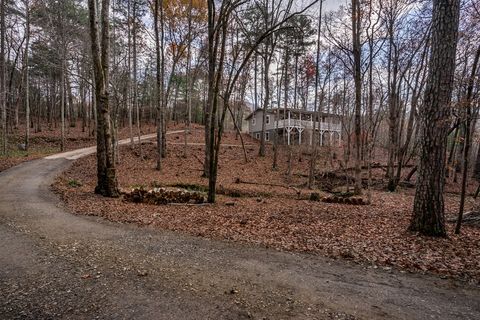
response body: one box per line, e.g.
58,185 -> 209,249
1,138 -> 480,319
0,121 -> 193,172
52,126 -> 480,285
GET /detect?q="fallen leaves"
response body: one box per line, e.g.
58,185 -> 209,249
0,121 -> 160,172
52,129 -> 480,285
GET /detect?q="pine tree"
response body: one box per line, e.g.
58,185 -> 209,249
410,0 -> 461,236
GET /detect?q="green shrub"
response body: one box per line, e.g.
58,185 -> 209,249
68,179 -> 82,188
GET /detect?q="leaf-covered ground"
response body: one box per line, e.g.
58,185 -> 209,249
0,122 -> 163,172
53,128 -> 480,285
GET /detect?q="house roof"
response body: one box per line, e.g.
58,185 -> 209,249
244,108 -> 340,120
244,108 -> 274,120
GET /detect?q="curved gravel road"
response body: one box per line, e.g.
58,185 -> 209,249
1,136 -> 480,319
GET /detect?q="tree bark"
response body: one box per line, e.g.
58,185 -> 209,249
308,0 -> 323,189
132,0 -> 142,158
154,0 -> 164,170
184,0 -> 193,158
258,51 -> 272,157
24,0 -> 30,150
386,19 -> 400,191
204,0 -> 218,178
455,42 -> 480,234
1,0 -> 6,155
351,0 -> 362,195
410,0 -> 460,237
88,0 -> 120,197
60,41 -> 66,151
207,0 -> 229,203
127,0 -> 134,146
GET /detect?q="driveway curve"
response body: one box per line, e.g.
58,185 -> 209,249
1,135 -> 479,319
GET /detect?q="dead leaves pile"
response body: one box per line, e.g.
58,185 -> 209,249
124,187 -> 206,204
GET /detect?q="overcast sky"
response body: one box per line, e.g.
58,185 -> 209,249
324,0 -> 343,11
300,0 -> 343,16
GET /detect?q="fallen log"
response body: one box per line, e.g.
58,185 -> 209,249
234,177 -> 291,189
447,211 -> 480,227
322,196 -> 369,205
167,203 -> 211,206
332,162 -> 415,173
124,187 -> 206,205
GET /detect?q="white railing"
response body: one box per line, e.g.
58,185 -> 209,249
275,119 -> 341,131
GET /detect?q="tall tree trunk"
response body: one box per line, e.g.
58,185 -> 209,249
410,0 -> 460,237
183,0 -> 193,158
160,0 -> 165,160
308,0 -> 323,189
24,0 -> 30,150
127,0 -> 134,145
455,42 -> 480,234
396,40 -> 429,184
60,52 -> 65,151
366,0 -> 376,204
272,61 -> 282,169
60,4 -> 66,151
386,22 -> 400,191
207,0 -> 228,202
81,79 -> 86,133
258,50 -> 272,157
204,0 -> 217,178
88,0 -> 120,197
154,0 -> 163,170
66,74 -> 75,127
254,52 -> 258,110
351,0 -> 362,195
1,0 -> 6,155
132,0 -> 142,158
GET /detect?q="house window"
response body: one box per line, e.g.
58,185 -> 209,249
255,133 -> 260,140
265,132 -> 270,141
266,115 -> 270,125
252,118 -> 256,125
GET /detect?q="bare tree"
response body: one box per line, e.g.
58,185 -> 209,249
88,0 -> 120,197
455,42 -> 480,234
205,0 -> 319,202
308,0 -> 324,189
